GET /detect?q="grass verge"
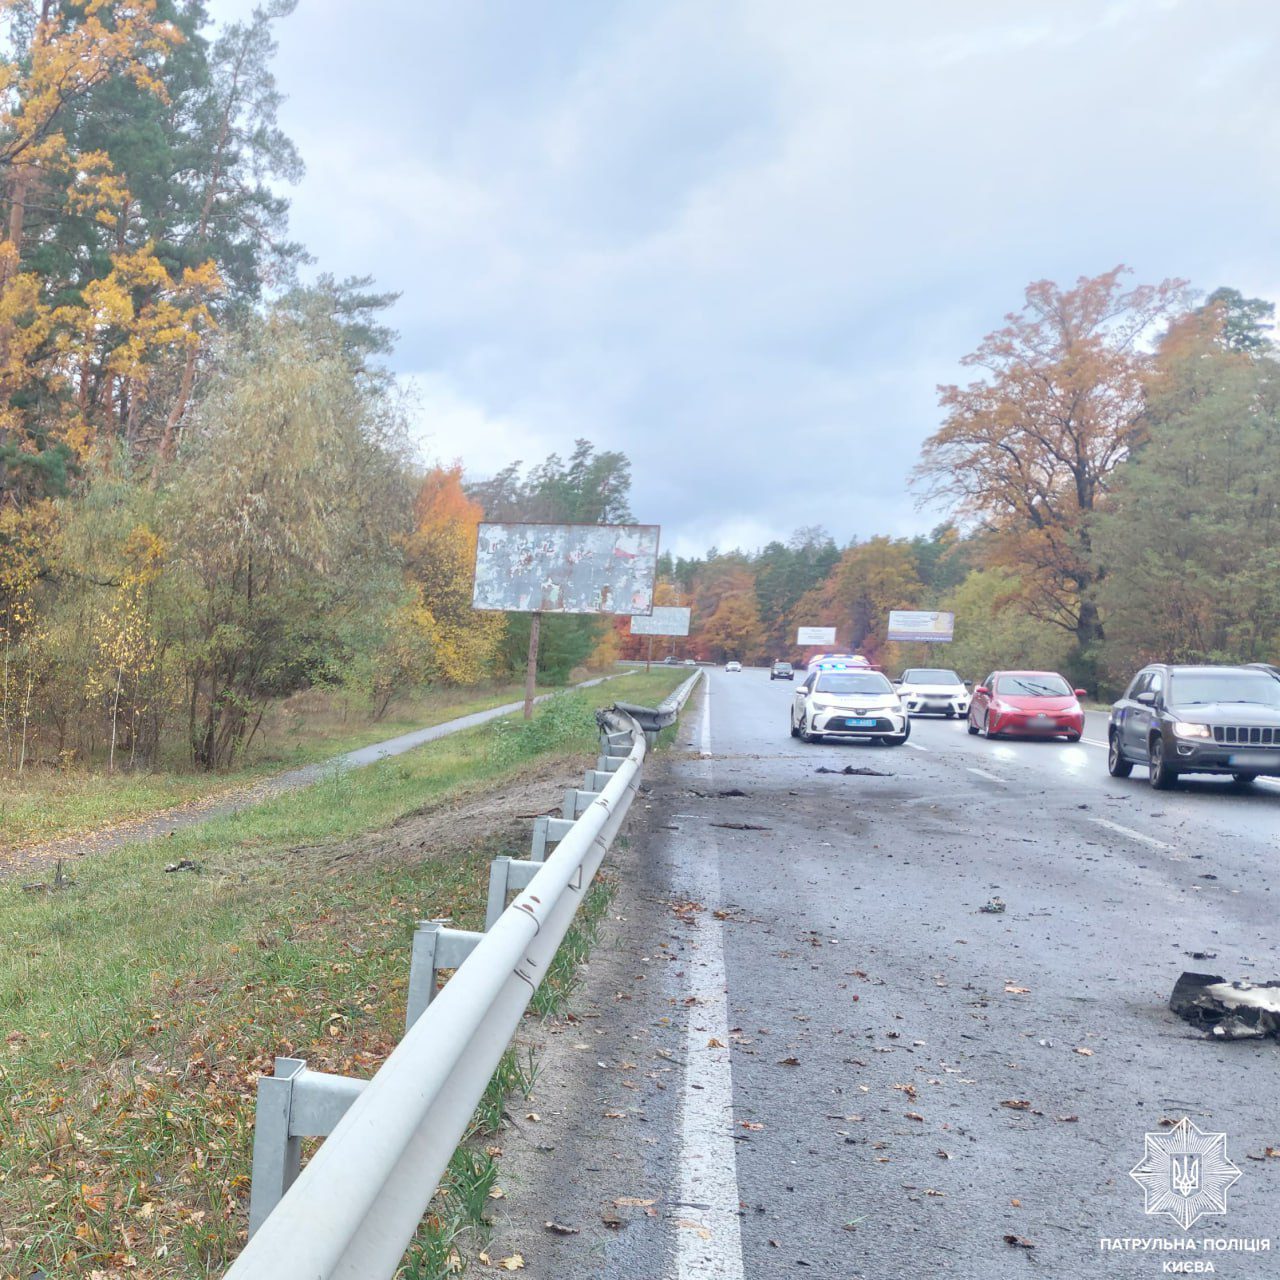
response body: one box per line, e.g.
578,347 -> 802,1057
0,669 -> 687,1279
0,677 -> 588,855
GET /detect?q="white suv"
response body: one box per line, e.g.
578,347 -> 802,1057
790,668 -> 910,746
896,668 -> 970,718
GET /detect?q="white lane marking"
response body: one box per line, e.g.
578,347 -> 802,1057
966,766 -> 1004,782
1087,816 -> 1175,852
699,677 -> 712,758
672,759 -> 744,1278
1081,737 -> 1107,748
907,741 -> 929,752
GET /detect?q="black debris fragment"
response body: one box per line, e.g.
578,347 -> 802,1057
1170,971 -> 1280,1040
815,766 -> 893,777
979,898 -> 1006,914
710,822 -> 772,831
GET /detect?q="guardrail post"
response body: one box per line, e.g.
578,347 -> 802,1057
406,921 -> 442,1032
583,769 -> 615,791
485,856 -> 511,931
596,753 -> 629,772
248,1057 -> 305,1236
562,788 -> 602,819
407,923 -> 485,1029
531,815 -> 576,862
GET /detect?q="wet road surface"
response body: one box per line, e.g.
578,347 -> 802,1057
489,668 -> 1280,1279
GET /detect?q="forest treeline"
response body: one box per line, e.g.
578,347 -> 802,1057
628,273 -> 1279,687
1,5 -> 1276,777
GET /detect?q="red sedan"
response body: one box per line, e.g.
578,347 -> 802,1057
967,670 -> 1086,741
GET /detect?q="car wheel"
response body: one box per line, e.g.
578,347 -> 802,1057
1232,772 -> 1257,786
789,714 -> 800,739
1148,735 -> 1178,790
966,718 -> 978,736
1107,734 -> 1133,778
1065,733 -> 1081,743
944,709 -> 954,719
983,714 -> 999,739
882,733 -> 908,747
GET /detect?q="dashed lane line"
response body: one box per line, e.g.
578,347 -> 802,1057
1087,815 -> 1177,852
966,766 -> 1005,783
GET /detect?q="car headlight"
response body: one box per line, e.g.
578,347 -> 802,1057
1173,721 -> 1211,740
810,699 -> 831,711
889,701 -> 903,713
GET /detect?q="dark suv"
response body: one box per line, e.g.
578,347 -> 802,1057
770,661 -> 794,681
1108,664 -> 1280,789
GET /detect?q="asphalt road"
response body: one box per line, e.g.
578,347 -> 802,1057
490,667 -> 1280,1279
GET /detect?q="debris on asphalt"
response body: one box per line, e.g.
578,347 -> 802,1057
710,822 -> 772,831
164,858 -> 200,873
979,898 -> 1006,914
815,765 -> 893,776
1185,950 -> 1218,960
1169,971 -> 1280,1039
1003,1234 -> 1036,1249
544,1222 -> 579,1235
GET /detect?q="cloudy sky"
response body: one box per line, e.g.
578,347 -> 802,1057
215,0 -> 1279,558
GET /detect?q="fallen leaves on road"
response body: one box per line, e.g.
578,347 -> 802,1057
1074,1047 -> 1094,1056
1001,1099 -> 1032,1110
707,1037 -> 726,1048
1003,1235 -> 1036,1249
893,1082 -> 917,1100
777,1056 -> 801,1066
478,1252 -> 525,1270
614,1197 -> 657,1207
675,1218 -> 712,1239
904,1112 -> 924,1122
740,1121 -> 765,1131
710,822 -> 771,831
1004,985 -> 1030,995
1056,1115 -> 1079,1123
545,1221 -> 579,1235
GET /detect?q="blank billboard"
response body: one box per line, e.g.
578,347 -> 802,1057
473,522 -> 660,614
887,610 -> 955,643
796,626 -> 838,645
630,606 -> 691,637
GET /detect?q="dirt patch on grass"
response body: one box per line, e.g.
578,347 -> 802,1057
302,754 -> 585,873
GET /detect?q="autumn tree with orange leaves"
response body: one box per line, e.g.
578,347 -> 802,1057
914,268 -> 1188,676
402,465 -> 504,685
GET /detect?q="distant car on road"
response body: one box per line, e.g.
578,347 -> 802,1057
967,671 -> 1084,741
683,658 -> 697,666
661,655 -> 676,665
896,667 -> 970,718
725,660 -> 742,672
1108,663 -> 1280,789
790,666 -> 910,746
770,661 -> 794,681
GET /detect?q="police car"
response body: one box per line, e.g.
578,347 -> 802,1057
790,656 -> 910,746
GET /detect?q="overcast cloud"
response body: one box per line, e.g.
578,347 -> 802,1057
214,0 -> 1280,558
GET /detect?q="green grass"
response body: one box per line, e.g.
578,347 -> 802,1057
0,677 -> 595,855
0,668 -> 687,1278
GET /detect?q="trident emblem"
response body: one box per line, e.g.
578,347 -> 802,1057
1171,1153 -> 1200,1198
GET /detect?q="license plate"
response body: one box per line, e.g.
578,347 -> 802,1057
1230,751 -> 1280,769
848,718 -> 876,728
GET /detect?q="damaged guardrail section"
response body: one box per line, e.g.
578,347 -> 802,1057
222,670 -> 701,1280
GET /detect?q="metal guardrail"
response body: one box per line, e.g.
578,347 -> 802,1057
223,670 -> 702,1279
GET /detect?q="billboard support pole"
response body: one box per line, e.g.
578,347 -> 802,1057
523,612 -> 541,721
646,634 -> 653,674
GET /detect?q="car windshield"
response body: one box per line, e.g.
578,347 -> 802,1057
815,673 -> 893,695
1169,671 -> 1280,709
995,674 -> 1071,697
903,669 -> 961,685
773,662 -> 792,671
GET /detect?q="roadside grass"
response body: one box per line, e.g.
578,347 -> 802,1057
0,678 -> 573,855
0,669 -> 686,1279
